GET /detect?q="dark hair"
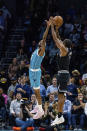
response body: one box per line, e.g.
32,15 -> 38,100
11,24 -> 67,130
52,75 -> 57,80
63,39 -> 72,48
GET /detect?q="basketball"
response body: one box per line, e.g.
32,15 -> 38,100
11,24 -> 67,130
53,16 -> 63,27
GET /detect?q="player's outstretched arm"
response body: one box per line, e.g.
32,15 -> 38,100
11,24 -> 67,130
42,20 -> 51,43
55,26 -> 61,40
38,20 -> 51,56
50,17 -> 67,55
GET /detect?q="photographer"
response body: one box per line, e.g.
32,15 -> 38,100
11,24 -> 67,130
43,94 -> 56,126
13,100 -> 34,131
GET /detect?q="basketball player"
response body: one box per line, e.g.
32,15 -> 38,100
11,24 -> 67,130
50,17 -> 72,125
29,20 -> 51,119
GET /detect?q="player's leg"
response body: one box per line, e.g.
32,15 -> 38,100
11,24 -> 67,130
29,70 -> 39,113
29,70 -> 44,119
51,70 -> 70,126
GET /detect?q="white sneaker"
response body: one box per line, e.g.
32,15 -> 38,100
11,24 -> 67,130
74,128 -> 78,131
33,108 -> 44,119
51,115 -> 64,126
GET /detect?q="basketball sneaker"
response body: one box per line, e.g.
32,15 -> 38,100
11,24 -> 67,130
51,115 -> 64,126
33,108 -> 44,119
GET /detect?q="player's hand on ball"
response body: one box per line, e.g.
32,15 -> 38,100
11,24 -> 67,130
53,16 -> 63,28
45,19 -> 51,27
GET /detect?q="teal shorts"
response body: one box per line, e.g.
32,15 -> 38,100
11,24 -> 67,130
29,69 -> 41,88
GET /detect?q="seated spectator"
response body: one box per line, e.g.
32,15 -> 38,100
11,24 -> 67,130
8,58 -> 18,79
72,92 -> 86,130
7,77 -> 17,104
49,94 -> 55,106
13,100 -> 34,131
67,71 -> 78,103
43,94 -> 56,126
63,94 -> 72,130
81,73 -> 87,102
0,88 -> 6,122
44,93 -> 56,112
46,76 -> 58,101
14,75 -> 33,99
9,92 -> 22,126
31,94 -> 37,110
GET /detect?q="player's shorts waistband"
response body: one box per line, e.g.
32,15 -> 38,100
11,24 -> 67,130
58,70 -> 69,74
30,68 -> 40,72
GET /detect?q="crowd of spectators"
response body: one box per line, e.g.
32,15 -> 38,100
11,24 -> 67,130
0,0 -> 87,130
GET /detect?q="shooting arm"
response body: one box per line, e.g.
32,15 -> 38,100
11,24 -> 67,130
51,23 -> 62,49
51,23 -> 67,55
56,26 -> 61,40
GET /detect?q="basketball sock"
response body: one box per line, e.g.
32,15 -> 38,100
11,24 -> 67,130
58,112 -> 63,118
34,88 -> 42,105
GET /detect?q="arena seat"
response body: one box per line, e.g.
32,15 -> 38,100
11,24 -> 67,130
12,126 -> 46,131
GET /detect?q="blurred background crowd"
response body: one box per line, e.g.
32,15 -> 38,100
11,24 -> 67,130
0,0 -> 87,130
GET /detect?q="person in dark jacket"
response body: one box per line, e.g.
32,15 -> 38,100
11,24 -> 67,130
14,76 -> 33,99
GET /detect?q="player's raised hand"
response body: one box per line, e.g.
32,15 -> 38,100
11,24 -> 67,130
49,16 -> 54,26
45,19 -> 51,27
